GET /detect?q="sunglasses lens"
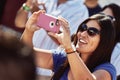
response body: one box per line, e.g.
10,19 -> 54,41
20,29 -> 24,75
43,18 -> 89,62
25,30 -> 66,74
79,24 -> 100,37
79,24 -> 87,32
88,28 -> 100,36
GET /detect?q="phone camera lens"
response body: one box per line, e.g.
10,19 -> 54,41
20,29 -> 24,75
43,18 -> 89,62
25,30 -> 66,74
49,21 -> 55,28
51,23 -> 54,26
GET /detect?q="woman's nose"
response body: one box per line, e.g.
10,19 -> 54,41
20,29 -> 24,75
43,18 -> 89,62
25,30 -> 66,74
77,31 -> 88,38
80,31 -> 88,37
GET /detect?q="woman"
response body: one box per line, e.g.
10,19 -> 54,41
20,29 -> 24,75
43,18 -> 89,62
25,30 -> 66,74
102,3 -> 120,76
21,10 -> 116,80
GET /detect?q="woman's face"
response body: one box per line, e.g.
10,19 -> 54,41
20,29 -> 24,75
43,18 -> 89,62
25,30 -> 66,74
76,20 -> 101,54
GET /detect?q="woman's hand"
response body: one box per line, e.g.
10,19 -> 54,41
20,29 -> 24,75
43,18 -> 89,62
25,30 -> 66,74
21,10 -> 45,47
25,10 -> 45,33
48,17 -> 72,49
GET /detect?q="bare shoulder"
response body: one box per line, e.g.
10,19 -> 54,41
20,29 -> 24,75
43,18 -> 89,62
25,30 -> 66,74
93,69 -> 111,80
92,63 -> 116,80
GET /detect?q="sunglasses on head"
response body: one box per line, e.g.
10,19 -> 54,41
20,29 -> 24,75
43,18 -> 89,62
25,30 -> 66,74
107,15 -> 116,22
79,24 -> 100,37
99,12 -> 115,21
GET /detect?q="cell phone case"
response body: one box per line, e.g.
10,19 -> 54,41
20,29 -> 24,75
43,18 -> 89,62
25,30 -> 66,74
37,13 -> 60,33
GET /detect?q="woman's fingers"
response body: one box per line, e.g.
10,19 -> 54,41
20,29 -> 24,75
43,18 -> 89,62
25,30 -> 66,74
48,32 -> 57,39
58,16 -> 70,33
32,10 -> 45,18
48,32 -> 63,44
57,16 -> 71,48
26,10 -> 45,32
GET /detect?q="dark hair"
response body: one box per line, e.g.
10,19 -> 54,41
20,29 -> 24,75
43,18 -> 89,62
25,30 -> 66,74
102,3 -> 120,43
51,14 -> 116,80
117,75 -> 120,80
73,13 -> 115,71
0,0 -> 6,22
0,31 -> 36,80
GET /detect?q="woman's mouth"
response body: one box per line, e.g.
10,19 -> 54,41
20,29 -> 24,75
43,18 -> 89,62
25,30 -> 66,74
79,38 -> 87,44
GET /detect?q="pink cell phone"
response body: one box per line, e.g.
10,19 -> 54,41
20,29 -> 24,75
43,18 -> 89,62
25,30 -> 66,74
37,13 -> 60,33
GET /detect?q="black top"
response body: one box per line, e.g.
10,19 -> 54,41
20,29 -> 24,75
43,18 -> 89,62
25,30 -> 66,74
87,5 -> 102,16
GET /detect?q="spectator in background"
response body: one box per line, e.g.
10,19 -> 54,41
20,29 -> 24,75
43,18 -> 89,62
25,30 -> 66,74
102,3 -> 120,76
0,30 -> 36,80
84,0 -> 102,16
0,0 -> 26,38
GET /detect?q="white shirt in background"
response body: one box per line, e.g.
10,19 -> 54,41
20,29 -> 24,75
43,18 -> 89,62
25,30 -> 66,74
111,42 -> 120,76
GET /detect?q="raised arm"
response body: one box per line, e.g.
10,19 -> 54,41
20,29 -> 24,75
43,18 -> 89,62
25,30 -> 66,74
48,17 -> 113,80
15,0 -> 40,28
21,10 -> 53,70
20,10 -> 41,47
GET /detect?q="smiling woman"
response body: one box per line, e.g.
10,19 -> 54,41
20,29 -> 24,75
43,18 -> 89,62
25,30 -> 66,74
76,20 -> 101,55
21,10 -> 116,80
74,13 -> 115,70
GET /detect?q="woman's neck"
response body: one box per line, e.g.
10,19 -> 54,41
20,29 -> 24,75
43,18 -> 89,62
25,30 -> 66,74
81,53 -> 90,63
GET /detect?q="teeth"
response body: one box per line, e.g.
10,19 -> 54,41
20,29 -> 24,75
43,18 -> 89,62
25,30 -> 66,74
79,39 -> 87,44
